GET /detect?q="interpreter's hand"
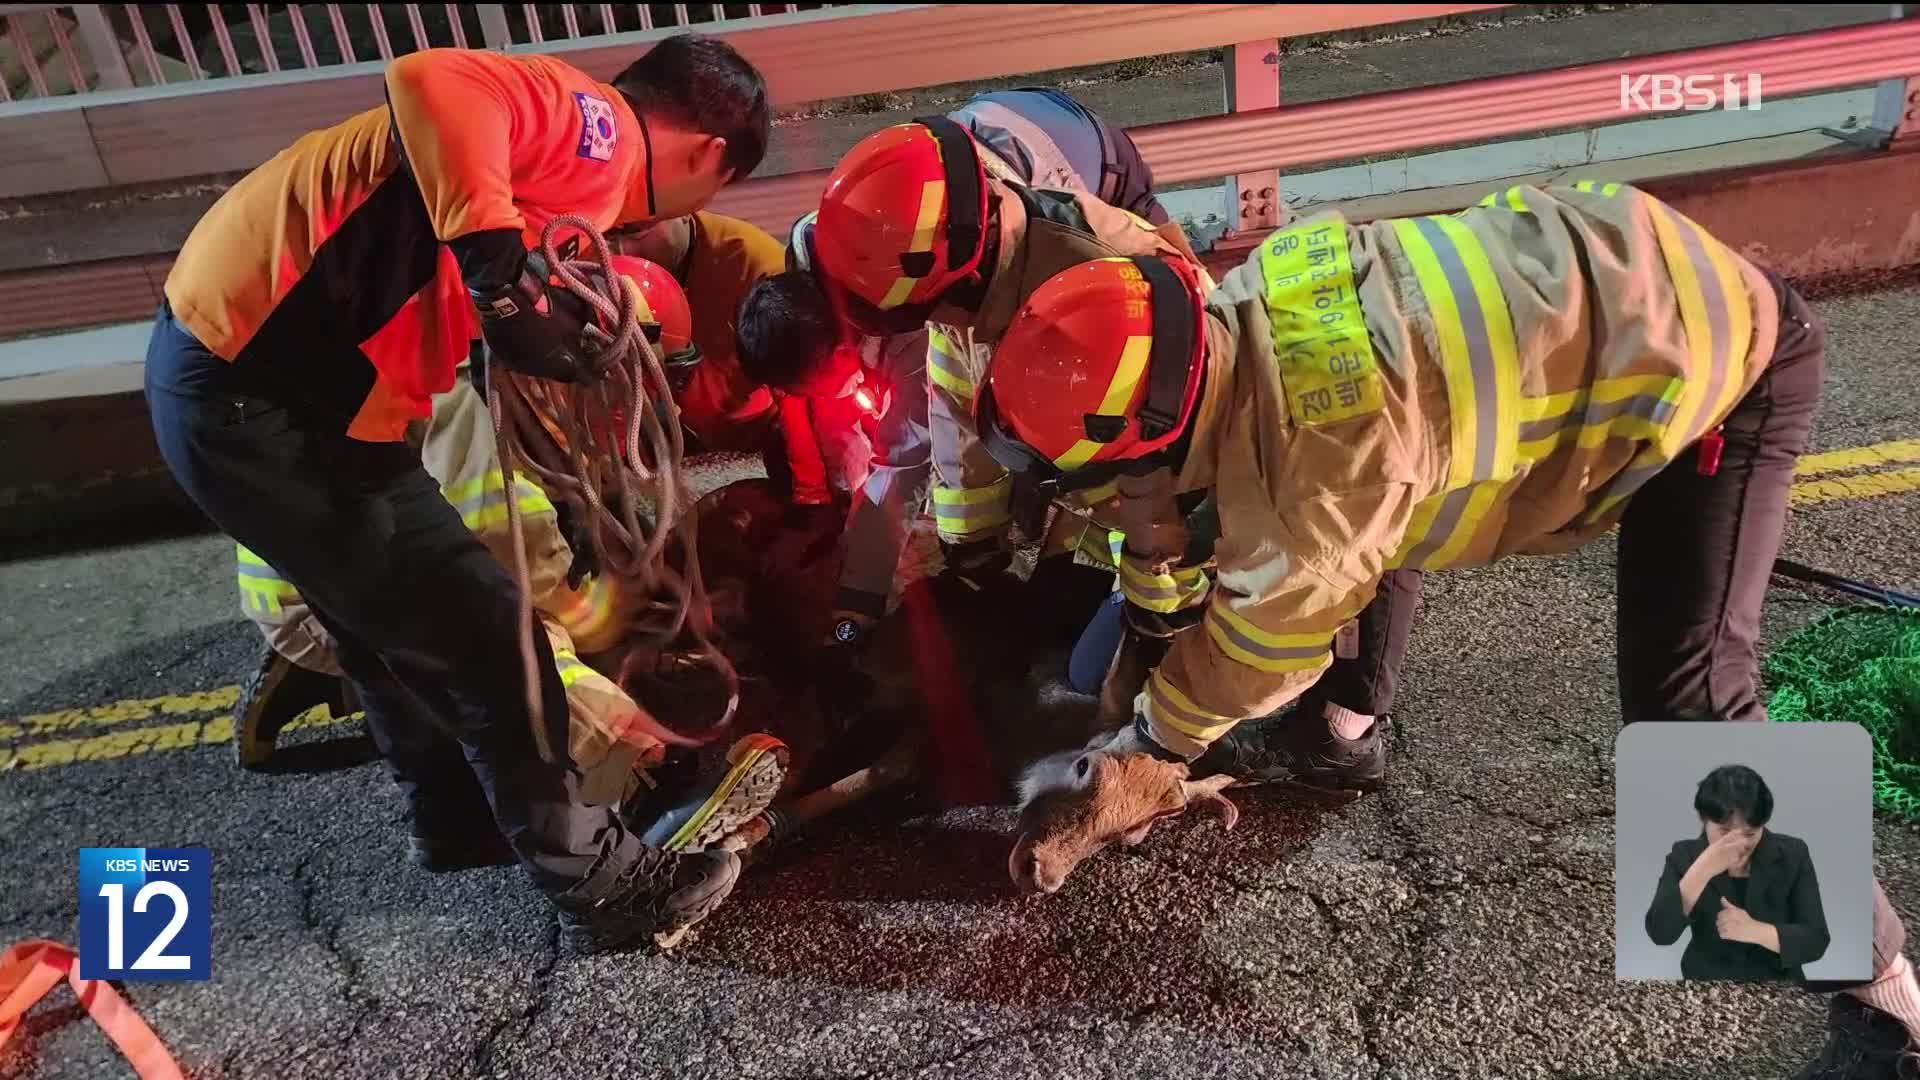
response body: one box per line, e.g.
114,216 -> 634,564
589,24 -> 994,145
1693,828 -> 1760,878
1717,897 -> 1763,944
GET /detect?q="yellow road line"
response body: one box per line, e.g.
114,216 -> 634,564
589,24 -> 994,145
1791,466 -> 1920,507
4,439 -> 1916,772
0,686 -> 240,740
1797,439 -> 1920,478
0,707 -> 359,772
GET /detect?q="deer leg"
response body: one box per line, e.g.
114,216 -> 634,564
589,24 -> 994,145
721,733 -> 921,854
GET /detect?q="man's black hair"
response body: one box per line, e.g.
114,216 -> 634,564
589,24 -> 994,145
1695,764 -> 1775,827
736,270 -> 844,390
613,34 -> 770,179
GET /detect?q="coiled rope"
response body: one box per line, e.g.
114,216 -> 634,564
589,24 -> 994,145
485,214 -> 739,765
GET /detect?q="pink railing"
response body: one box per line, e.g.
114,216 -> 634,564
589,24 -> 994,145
0,3 -> 825,99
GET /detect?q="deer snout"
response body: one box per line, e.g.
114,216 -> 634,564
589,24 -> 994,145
1009,837 -> 1066,895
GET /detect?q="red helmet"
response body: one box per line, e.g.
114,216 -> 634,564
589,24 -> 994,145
604,255 -> 698,373
814,116 -> 990,334
974,256 -> 1208,479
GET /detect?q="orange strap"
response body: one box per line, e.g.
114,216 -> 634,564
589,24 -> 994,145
0,939 -> 185,1080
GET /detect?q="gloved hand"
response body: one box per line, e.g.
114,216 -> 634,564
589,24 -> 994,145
554,500 -> 599,591
453,228 -> 606,383
1121,599 -> 1204,640
940,537 -> 1015,592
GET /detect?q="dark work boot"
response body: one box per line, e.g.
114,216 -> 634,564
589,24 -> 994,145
406,790 -> 515,873
554,847 -> 743,955
1795,996 -> 1920,1080
234,644 -> 355,770
1192,710 -> 1391,791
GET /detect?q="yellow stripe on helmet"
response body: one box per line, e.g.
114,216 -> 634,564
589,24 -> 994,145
1052,334 -> 1153,470
877,179 -> 949,311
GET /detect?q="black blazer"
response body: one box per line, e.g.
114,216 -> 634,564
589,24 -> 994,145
1644,829 -> 1830,981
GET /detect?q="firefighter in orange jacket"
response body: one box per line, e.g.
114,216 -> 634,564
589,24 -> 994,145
983,183 -> 1920,1072
144,35 -> 770,956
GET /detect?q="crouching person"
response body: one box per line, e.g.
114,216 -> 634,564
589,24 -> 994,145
232,353 -> 790,863
982,181 -> 1920,1075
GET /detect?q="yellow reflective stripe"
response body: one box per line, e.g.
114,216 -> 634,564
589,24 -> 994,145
1645,205 -> 1717,448
463,489 -> 556,533
1579,199 -> 1752,525
926,328 -> 975,398
1422,478 -> 1509,569
1691,216 -> 1755,436
1574,179 -> 1595,192
1388,495 -> 1443,569
1573,180 -> 1624,197
1478,187 -> 1529,212
1203,602 -> 1335,674
931,478 -> 1013,536
1515,374 -> 1685,461
1078,479 -> 1121,506
1391,219 -> 1477,490
1054,334 -> 1152,469
444,470 -> 553,511
1117,556 -> 1210,613
1146,671 -> 1241,744
1433,215 -> 1520,483
553,649 -> 593,689
236,544 -> 270,570
878,179 -> 947,311
552,576 -> 620,648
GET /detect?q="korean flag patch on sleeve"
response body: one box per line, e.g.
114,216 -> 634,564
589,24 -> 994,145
575,92 -> 618,162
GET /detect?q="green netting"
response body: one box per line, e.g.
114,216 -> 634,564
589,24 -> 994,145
1766,606 -> 1920,820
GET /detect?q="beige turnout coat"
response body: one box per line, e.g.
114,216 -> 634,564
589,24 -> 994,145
1138,182 -> 1783,757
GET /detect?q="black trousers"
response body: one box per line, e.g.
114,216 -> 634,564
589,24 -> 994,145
144,303 -> 641,892
1616,271 -> 1825,723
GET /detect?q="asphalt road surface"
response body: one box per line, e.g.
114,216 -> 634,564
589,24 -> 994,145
3,274 -> 1920,1079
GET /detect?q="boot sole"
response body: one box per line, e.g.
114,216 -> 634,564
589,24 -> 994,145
234,654 -> 295,771
659,735 -> 791,854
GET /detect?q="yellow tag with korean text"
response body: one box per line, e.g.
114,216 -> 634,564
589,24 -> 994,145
1259,221 -> 1383,426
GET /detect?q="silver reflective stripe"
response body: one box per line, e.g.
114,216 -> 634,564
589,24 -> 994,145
1664,213 -> 1736,443
934,499 -> 1007,524
1210,615 -> 1330,664
1411,217 -> 1501,485
1518,393 -> 1677,444
1400,486 -> 1474,569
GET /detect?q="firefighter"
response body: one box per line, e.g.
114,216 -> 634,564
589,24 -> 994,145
608,211 -> 850,514
979,181 -> 1920,1075
738,93 -> 1210,688
146,34 -> 770,955
232,258 -> 788,864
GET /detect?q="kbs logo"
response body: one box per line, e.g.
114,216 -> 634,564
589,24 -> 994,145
1619,73 -> 1764,113
78,847 -> 211,980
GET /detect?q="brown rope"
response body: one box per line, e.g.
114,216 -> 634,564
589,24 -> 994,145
486,215 -> 739,765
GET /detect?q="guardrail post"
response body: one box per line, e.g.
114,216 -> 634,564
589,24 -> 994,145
1224,39 -> 1283,235
70,4 -> 131,89
477,5 -> 513,50
1876,4 -> 1918,145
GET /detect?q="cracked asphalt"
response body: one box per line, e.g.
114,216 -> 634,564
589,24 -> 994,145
3,274 -> 1919,1079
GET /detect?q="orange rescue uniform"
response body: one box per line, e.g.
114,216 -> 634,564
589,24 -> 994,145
165,49 -> 660,443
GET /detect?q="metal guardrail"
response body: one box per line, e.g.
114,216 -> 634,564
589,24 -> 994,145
0,3 -> 830,100
0,3 -> 1916,354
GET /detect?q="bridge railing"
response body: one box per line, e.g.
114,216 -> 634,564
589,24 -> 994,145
0,3 -> 1916,352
